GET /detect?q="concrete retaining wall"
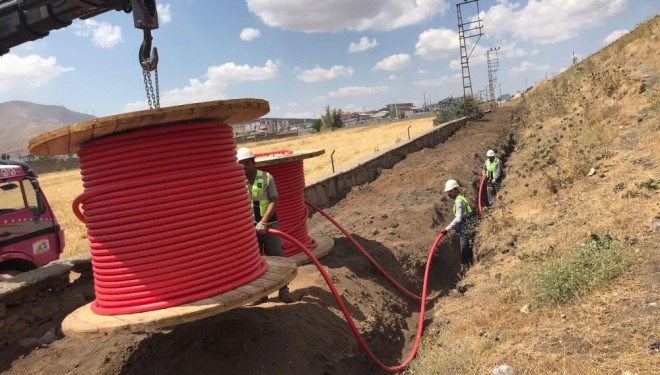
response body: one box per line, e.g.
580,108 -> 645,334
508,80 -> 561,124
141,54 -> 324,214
304,117 -> 467,207
0,117 -> 466,346
0,254 -> 92,348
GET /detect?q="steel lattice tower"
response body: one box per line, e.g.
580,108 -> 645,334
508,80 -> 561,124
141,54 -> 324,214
487,46 -> 500,103
456,0 -> 484,100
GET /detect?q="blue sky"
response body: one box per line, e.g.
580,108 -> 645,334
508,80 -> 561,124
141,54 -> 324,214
0,0 -> 657,118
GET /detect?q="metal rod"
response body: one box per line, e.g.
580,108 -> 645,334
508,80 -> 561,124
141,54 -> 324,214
331,150 -> 336,173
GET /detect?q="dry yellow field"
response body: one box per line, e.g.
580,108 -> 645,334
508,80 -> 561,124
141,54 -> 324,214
37,116 -> 434,258
245,116 -> 434,181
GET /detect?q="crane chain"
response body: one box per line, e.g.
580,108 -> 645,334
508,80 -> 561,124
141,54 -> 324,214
142,67 -> 160,109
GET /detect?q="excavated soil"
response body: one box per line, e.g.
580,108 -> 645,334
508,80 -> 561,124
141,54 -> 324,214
1,108 -> 514,375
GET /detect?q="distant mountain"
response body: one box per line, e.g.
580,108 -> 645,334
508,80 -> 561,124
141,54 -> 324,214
0,101 -> 95,156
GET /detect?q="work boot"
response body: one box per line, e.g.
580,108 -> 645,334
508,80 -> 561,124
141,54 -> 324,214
251,296 -> 268,306
278,288 -> 294,303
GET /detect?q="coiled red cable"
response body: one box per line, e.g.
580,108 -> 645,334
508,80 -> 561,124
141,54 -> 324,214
270,228 -> 445,372
478,173 -> 487,218
257,154 -> 317,256
305,200 -> 439,303
74,122 -> 267,315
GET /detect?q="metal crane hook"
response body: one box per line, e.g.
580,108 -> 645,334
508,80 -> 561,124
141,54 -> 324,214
139,29 -> 158,71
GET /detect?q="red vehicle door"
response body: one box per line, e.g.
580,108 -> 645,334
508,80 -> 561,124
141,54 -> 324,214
0,170 -> 63,272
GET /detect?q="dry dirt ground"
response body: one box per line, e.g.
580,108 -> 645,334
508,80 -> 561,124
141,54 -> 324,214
0,108 -> 514,375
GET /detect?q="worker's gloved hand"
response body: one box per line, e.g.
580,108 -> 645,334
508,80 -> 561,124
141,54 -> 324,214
255,222 -> 267,235
440,229 -> 448,236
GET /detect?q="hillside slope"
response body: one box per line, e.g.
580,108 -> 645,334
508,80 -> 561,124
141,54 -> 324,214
0,101 -> 94,156
409,15 -> 659,374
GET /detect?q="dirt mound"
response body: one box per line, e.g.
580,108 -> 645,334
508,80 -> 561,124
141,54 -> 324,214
1,108 -> 514,375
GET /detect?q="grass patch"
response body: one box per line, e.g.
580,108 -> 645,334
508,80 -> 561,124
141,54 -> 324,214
405,332 -> 479,375
531,234 -> 632,305
636,178 -> 658,190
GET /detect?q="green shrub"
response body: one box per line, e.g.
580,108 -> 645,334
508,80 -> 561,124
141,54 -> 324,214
636,178 -> 658,190
531,234 -> 632,305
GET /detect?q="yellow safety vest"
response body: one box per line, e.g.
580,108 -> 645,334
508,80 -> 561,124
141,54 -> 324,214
453,194 -> 473,216
248,170 -> 277,224
486,158 -> 500,181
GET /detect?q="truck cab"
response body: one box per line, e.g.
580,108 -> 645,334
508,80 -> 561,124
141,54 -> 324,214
0,162 -> 64,278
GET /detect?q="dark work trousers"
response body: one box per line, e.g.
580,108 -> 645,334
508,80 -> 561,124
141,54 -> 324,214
486,181 -> 500,206
257,222 -> 285,257
459,218 -> 477,267
256,222 -> 289,293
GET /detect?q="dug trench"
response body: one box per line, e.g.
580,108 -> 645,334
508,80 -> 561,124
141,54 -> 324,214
1,107 -> 515,375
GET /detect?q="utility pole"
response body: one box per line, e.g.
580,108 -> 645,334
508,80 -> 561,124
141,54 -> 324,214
486,46 -> 500,104
456,0 -> 484,118
394,98 -> 399,120
499,83 -> 502,98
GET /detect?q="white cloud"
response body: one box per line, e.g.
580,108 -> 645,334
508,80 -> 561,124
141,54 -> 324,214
0,54 -> 74,92
388,75 -> 398,81
603,29 -> 629,45
286,102 -> 299,107
125,60 -> 278,111
240,28 -> 262,41
72,19 -> 122,48
316,85 -> 388,101
157,4 -> 172,24
498,41 -> 528,58
373,54 -> 410,71
413,75 -> 456,87
479,0 -> 626,44
297,65 -> 354,82
449,44 -> 487,70
246,0 -> 449,32
348,36 -> 379,53
415,28 -> 459,59
418,69 -> 428,75
510,61 -> 550,74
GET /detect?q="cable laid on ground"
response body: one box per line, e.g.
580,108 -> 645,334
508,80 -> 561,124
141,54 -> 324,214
74,122 -> 267,315
256,151 -> 317,257
270,228 -> 445,373
305,200 -> 440,303
478,173 -> 487,218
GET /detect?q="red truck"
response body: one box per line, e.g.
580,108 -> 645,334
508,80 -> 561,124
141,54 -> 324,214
0,161 -> 64,279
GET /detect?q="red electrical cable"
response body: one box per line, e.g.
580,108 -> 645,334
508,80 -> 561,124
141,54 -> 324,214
478,173 -> 487,218
270,228 -> 445,373
74,122 -> 267,315
258,158 -> 317,256
305,200 -> 440,303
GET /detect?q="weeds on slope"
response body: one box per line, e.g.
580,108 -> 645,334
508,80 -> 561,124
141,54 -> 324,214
530,234 -> 632,305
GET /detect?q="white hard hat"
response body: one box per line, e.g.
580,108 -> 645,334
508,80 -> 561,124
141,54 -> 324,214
236,147 -> 255,162
444,179 -> 460,192
486,149 -> 496,157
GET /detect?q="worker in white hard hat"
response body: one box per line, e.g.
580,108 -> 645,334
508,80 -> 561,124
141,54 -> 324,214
237,147 -> 293,304
442,179 -> 476,278
482,149 -> 502,206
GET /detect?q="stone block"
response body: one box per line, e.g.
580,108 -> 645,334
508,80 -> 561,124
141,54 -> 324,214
60,292 -> 86,312
8,318 -> 30,333
31,302 -> 60,320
